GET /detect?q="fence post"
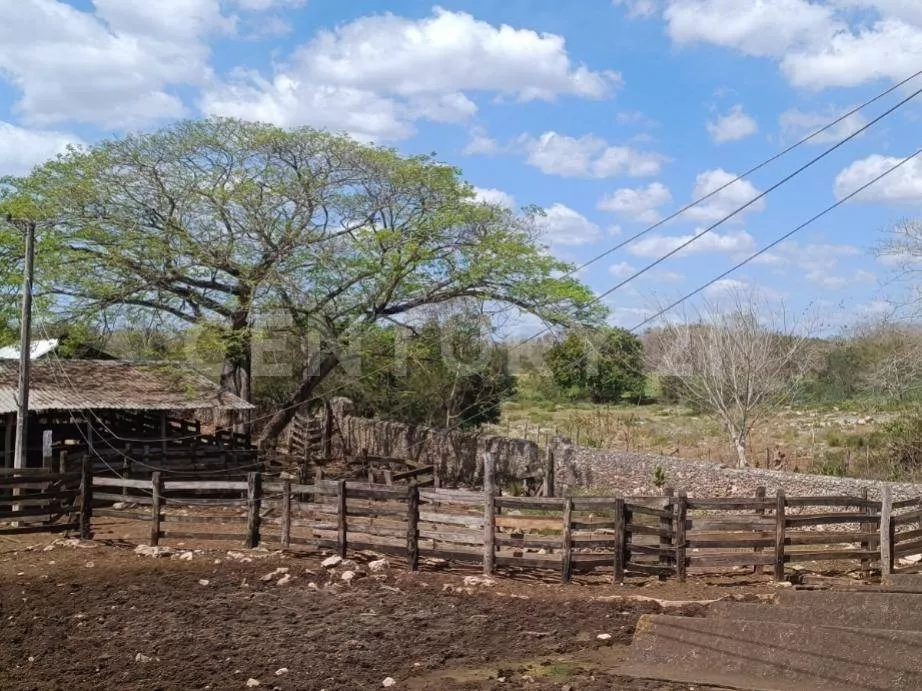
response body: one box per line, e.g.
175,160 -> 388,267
149,472 -> 162,547
881,486 -> 893,580
79,455 -> 93,540
245,471 -> 262,549
280,479 -> 291,549
483,452 -> 496,576
613,497 -> 626,584
659,487 -> 674,573
337,479 -> 347,558
859,487 -> 870,579
674,492 -> 687,582
544,447 -> 555,498
561,496 -> 574,583
774,489 -> 786,582
406,483 -> 420,572
753,486 -> 766,574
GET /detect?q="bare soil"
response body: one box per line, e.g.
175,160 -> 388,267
0,521 -> 773,690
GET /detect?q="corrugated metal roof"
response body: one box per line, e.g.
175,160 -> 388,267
0,360 -> 254,413
0,339 -> 60,361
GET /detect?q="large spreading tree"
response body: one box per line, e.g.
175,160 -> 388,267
1,117 -> 603,448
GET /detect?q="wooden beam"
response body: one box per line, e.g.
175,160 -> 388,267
483,452 -> 496,576
881,485 -> 893,580
3,413 -> 13,469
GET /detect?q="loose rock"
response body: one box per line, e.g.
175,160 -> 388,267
321,556 -> 343,569
368,559 -> 389,573
382,677 -> 396,687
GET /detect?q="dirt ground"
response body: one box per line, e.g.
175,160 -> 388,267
0,520 -> 775,691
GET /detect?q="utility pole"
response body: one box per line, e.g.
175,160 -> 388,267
12,219 -> 35,471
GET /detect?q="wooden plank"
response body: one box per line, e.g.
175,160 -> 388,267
162,480 -> 248,491
418,511 -> 482,528
80,456 -> 92,540
150,472 -> 162,547
571,519 -> 615,530
623,504 -> 671,519
674,491 -> 687,582
784,531 -> 878,546
0,491 -> 78,506
784,513 -> 870,526
0,522 -> 78,536
345,505 -> 407,519
92,477 -> 153,490
92,492 -> 154,505
495,554 -> 561,570
483,452 -> 496,576
894,538 -> 922,558
495,535 -> 563,549
0,505 -> 74,519
420,490 -> 482,505
774,489 -> 786,581
882,486 -> 894,579
785,550 -> 879,562
625,562 -> 672,577
406,484 -> 420,572
344,484 -> 409,500
687,537 -> 775,549
690,518 -> 777,531
687,553 -> 776,567
392,465 -> 434,482
160,514 -> 249,525
561,497 -> 573,584
494,497 -> 565,510
660,488 -> 674,569
686,498 -> 775,510
754,486 -> 767,575
786,496 -> 879,508
94,508 -> 151,521
895,507 -> 922,523
626,523 -> 673,538
280,480 -> 291,549
896,527 -> 922,543
893,497 -> 922,510
337,480 -> 347,558
418,529 -> 482,546
0,471 -> 80,485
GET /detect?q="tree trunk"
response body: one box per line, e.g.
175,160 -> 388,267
733,436 -> 748,468
220,312 -> 252,402
258,351 -> 340,453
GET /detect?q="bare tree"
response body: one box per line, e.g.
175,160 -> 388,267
851,321 -> 922,402
651,290 -> 813,467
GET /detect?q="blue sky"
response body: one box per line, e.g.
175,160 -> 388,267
1,0 -> 921,335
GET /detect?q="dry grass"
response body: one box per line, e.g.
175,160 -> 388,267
490,400 -> 897,477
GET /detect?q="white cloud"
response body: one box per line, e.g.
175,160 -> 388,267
201,73 -> 414,142
612,0 -> 661,19
834,154 -> 922,203
0,122 -> 83,176
706,104 -> 758,143
204,8 -> 619,140
779,107 -> 868,144
664,0 -> 838,59
462,127 -> 500,155
232,0 -> 307,9
536,204 -> 602,246
704,278 -> 748,298
616,110 -> 658,127
663,0 -> 922,91
598,182 -> 672,222
520,131 -> 666,178
473,187 -> 516,209
781,19 -> 922,90
610,261 -> 638,278
0,0 -> 229,127
628,227 -> 755,257
683,168 -> 766,223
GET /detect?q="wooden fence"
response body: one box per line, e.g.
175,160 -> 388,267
0,467 -> 87,537
4,455 -> 922,585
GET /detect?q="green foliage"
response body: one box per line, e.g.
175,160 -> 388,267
880,411 -> 922,474
652,465 -> 667,488
657,374 -> 686,405
4,116 -> 604,444
318,314 -> 517,429
545,327 -> 645,404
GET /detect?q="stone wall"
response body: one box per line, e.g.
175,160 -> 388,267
554,441 -> 922,501
330,398 -> 541,486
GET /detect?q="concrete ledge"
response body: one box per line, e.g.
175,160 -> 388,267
708,595 -> 922,631
624,614 -> 922,690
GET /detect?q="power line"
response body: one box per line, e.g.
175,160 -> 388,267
564,69 -> 922,278
630,148 -> 922,332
